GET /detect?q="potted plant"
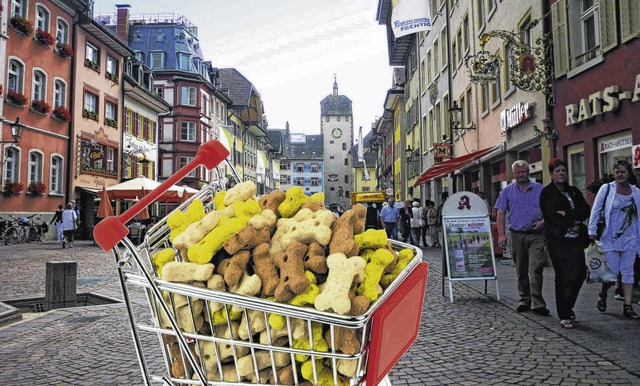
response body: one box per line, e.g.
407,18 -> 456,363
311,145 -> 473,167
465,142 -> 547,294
105,117 -> 117,127
27,181 -> 46,196
85,58 -> 100,71
35,29 -> 55,46
31,99 -> 51,114
6,90 -> 27,107
106,72 -> 118,82
52,106 -> 72,122
55,43 -> 74,58
586,174 -> 615,194
10,15 -> 34,36
83,109 -> 98,120
3,180 -> 24,196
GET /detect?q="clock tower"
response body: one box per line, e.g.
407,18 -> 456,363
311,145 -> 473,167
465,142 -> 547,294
320,76 -> 353,210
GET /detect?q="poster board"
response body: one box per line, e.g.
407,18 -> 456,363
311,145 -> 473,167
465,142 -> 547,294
443,216 -> 497,280
440,191 -> 500,302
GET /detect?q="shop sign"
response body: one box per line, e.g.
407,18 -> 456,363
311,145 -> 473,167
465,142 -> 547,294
434,143 -> 451,161
565,73 -> 640,126
633,144 -> 640,169
500,102 -> 534,135
599,136 -> 632,153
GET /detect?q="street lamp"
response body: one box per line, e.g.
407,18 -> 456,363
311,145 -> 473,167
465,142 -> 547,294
122,139 -> 150,179
1,117 -> 26,144
449,101 -> 476,131
533,119 -> 558,140
406,145 -> 420,166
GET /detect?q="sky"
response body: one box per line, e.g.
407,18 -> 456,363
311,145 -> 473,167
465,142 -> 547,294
94,0 -> 394,140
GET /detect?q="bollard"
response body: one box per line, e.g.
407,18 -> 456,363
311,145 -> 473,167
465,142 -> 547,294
45,261 -> 77,310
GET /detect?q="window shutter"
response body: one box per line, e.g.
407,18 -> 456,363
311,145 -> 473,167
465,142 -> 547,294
132,112 -> 138,136
552,0 -> 569,77
599,0 -> 618,53
620,0 -> 640,43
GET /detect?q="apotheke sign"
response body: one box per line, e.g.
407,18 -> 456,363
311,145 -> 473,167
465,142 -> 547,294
565,73 -> 640,126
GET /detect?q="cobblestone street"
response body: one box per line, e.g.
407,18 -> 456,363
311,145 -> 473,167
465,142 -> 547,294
0,240 -> 638,385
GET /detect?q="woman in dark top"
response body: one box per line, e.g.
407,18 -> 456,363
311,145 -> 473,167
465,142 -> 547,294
540,158 -> 591,329
399,199 -> 413,243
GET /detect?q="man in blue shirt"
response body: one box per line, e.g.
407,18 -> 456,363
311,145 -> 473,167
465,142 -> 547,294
495,160 -> 549,316
379,197 -> 399,240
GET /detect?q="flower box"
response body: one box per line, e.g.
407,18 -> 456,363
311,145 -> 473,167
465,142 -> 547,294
31,99 -> 51,114
35,29 -> 55,46
106,72 -> 118,83
52,106 -> 72,122
85,58 -> 100,71
3,180 -> 24,196
105,117 -> 118,127
27,181 -> 47,195
10,16 -> 33,36
56,43 -> 74,58
6,90 -> 28,107
83,109 -> 98,121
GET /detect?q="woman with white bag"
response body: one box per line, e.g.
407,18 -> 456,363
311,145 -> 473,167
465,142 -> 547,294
588,160 -> 640,319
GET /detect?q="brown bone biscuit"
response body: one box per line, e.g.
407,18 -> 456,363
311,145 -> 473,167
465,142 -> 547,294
223,225 -> 271,255
252,243 -> 280,297
273,241 -> 310,302
329,204 -> 367,257
304,242 -> 328,274
217,250 -> 251,287
258,190 -> 286,215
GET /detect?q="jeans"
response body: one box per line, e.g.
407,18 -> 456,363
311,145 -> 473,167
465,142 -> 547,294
510,232 -> 547,309
384,222 -> 397,240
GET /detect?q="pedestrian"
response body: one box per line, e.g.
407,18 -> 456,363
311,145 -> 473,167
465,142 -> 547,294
540,158 -> 591,329
365,202 -> 381,230
495,160 -> 549,315
410,201 -> 423,246
426,201 -> 440,247
399,199 -> 413,243
61,203 -> 78,248
588,159 -> 640,319
379,197 -> 399,240
50,205 -> 64,243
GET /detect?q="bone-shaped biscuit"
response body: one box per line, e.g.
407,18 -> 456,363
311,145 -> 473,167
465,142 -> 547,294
314,253 -> 366,315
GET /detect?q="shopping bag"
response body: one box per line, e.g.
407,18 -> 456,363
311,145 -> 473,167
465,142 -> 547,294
585,241 -> 617,284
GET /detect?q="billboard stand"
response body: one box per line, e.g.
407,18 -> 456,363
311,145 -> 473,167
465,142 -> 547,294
440,192 -> 500,303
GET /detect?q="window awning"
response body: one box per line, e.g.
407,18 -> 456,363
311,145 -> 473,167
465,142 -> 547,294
413,145 -> 500,187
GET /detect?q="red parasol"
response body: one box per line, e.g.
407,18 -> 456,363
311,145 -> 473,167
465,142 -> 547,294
179,188 -> 190,204
96,186 -> 114,218
133,187 -> 150,220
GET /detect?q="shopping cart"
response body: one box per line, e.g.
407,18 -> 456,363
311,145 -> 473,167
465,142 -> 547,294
95,140 -> 429,386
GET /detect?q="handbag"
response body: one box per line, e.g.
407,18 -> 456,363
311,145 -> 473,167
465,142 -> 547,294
595,184 -> 610,240
585,241 -> 617,283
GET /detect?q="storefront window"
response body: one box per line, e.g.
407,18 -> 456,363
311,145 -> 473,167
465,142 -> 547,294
597,132 -> 632,178
567,143 -> 586,192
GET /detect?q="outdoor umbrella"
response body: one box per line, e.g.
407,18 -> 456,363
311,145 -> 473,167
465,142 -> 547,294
133,188 -> 150,220
179,188 -> 190,204
106,176 -> 182,201
96,186 -> 114,218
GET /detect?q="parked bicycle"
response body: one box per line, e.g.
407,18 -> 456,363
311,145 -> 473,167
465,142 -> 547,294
3,214 -> 38,245
26,215 -> 49,243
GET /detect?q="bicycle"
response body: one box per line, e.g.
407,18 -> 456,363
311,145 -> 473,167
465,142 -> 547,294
3,214 -> 36,245
26,215 -> 49,243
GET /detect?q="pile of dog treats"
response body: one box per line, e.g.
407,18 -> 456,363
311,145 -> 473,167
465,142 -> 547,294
151,181 -> 415,384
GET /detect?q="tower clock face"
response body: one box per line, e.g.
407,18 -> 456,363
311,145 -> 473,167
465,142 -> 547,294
331,128 -> 343,139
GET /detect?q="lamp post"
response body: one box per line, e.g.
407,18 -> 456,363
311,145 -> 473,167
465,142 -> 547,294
448,101 -> 476,132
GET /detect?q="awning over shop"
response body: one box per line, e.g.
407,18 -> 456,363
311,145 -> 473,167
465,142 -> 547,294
413,145 -> 500,187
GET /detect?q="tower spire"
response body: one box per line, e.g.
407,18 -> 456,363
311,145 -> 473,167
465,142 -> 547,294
333,74 -> 338,96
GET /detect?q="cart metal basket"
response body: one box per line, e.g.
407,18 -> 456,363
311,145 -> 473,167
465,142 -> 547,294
95,140 -> 429,386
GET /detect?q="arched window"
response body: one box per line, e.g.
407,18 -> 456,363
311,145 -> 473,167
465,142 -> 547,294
56,18 -> 69,44
35,5 -> 50,32
11,0 -> 25,18
4,147 -> 20,182
8,59 -> 24,93
50,155 -> 63,194
32,70 -> 47,101
28,151 -> 44,183
54,79 -> 66,108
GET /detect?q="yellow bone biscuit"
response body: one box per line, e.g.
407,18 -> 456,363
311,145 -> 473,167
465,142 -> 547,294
161,262 -> 214,282
270,208 -> 336,255
353,229 -> 388,250
314,253 -> 366,315
356,248 -> 395,302
293,322 -> 328,362
188,216 -> 247,264
261,317 -> 307,344
229,273 -> 262,313
381,248 -> 414,287
167,199 -> 205,242
152,248 -> 175,276
301,359 -> 349,386
172,205 -> 234,251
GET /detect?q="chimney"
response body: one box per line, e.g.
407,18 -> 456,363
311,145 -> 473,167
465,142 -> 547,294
115,4 -> 130,43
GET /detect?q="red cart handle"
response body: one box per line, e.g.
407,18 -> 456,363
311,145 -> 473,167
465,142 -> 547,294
94,140 -> 229,251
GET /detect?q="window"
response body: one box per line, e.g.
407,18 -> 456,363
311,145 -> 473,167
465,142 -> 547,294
325,116 -> 329,122
8,59 -> 24,93
296,163 -> 304,172
489,64 -> 500,105
3,147 -> 19,182
481,84 -> 489,113
181,86 -> 197,106
105,100 -> 117,125
567,143 -> 586,192
342,143 -> 346,150
150,52 -> 165,69
344,158 -> 348,166
456,28 -> 463,66
35,5 -> 50,32
177,53 -> 190,71
28,151 -> 44,184
296,177 -> 304,186
311,163 -> 318,173
11,0 -> 25,17
84,91 -> 98,116
50,155 -> 63,194
107,148 -> 115,172
433,40 -> 439,74
330,155 -> 334,159
503,44 -> 515,93
181,122 -> 196,141
53,79 -> 66,108
463,14 -> 470,53
440,29 -> 448,68
476,0 -> 486,30
337,116 -> 341,121
135,51 -> 145,63
465,88 -> 473,127
106,56 -> 118,79
55,19 -> 69,44
85,42 -> 99,67
180,156 -> 197,177
311,177 -> 319,186
579,0 -> 599,58
32,70 -> 46,101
